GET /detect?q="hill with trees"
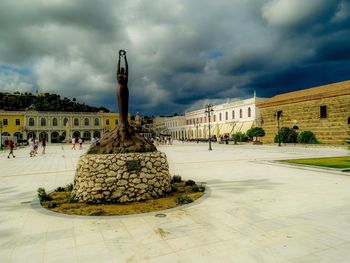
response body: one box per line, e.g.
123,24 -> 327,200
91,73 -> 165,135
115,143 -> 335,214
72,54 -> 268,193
0,92 -> 109,112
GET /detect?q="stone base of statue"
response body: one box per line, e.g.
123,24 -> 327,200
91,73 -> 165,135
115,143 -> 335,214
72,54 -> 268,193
72,151 -> 171,203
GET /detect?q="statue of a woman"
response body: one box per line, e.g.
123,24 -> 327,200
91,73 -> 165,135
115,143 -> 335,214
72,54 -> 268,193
117,50 -> 129,126
86,49 -> 157,154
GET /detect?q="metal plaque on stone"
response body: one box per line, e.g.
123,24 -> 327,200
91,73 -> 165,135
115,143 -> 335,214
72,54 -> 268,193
126,160 -> 141,171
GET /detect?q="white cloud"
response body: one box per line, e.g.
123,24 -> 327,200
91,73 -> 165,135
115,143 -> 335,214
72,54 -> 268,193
262,0 -> 339,28
0,71 -> 33,92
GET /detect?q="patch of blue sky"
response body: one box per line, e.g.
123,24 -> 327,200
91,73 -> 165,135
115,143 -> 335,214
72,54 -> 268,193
0,64 -> 32,76
207,51 -> 223,60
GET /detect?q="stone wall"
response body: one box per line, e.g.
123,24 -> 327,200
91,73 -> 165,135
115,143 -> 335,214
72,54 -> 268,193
259,94 -> 350,144
72,151 -> 171,203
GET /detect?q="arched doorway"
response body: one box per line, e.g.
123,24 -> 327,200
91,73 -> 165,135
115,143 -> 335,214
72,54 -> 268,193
73,131 -> 81,139
13,132 -> 23,142
93,131 -> 101,138
39,132 -> 48,141
51,131 -> 59,143
83,131 -> 91,141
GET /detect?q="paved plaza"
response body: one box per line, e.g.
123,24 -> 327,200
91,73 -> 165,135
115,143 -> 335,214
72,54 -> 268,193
0,143 -> 350,263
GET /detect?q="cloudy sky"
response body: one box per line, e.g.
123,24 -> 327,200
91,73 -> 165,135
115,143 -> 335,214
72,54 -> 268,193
0,0 -> 349,114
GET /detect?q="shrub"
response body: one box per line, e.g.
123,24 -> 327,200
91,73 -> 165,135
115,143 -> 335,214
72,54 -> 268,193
37,187 -> 52,202
231,132 -> 248,143
67,192 -> 75,203
170,184 -> 178,193
48,202 -> 57,208
65,183 -> 73,192
185,180 -> 196,186
297,131 -> 318,144
246,127 -> 265,139
175,196 -> 193,204
192,183 -> 206,192
274,127 -> 298,144
55,186 -> 65,192
88,209 -> 104,216
171,175 -> 182,183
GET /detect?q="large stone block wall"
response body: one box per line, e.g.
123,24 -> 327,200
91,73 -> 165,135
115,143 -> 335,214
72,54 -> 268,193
72,151 -> 171,203
259,94 -> 350,144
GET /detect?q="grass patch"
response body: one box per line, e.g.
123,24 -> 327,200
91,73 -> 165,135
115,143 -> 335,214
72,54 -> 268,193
41,181 -> 205,216
281,156 -> 350,169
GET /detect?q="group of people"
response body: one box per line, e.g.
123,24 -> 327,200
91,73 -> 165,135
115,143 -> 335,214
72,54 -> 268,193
29,136 -> 46,157
71,137 -> 84,150
154,136 -> 173,145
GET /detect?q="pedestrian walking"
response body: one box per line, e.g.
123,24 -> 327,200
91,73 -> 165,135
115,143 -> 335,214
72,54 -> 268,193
34,137 -> 39,155
42,135 -> 47,154
7,138 -> 16,158
28,138 -> 35,157
71,137 -> 76,150
78,138 -> 83,150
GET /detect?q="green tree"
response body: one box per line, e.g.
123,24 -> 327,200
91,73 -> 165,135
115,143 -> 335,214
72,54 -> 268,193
274,127 -> 298,144
231,132 -> 248,143
297,131 -> 318,144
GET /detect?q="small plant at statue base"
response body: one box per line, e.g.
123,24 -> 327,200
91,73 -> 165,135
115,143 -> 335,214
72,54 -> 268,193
185,180 -> 196,186
67,192 -> 75,203
171,175 -> 182,183
65,183 -> 73,192
88,209 -> 104,216
192,183 -> 206,192
48,202 -> 57,208
170,184 -> 178,193
175,196 -> 193,204
55,186 -> 65,192
37,187 -> 52,202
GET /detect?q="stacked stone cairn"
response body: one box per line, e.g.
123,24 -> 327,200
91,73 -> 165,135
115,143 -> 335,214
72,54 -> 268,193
72,151 -> 171,203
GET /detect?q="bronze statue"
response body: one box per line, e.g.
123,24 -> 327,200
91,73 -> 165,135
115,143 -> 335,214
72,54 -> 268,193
87,50 -> 156,154
117,50 -> 129,126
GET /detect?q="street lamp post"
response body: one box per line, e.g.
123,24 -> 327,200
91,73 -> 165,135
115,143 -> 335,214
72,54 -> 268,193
0,121 -> 3,150
194,120 -> 200,144
274,110 -> 283,147
205,104 -> 214,151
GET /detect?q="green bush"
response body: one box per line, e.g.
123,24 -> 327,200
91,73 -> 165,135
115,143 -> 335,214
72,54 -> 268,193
192,183 -> 206,192
55,186 -> 65,192
231,132 -> 248,143
37,187 -> 52,202
171,175 -> 182,183
246,127 -> 265,139
67,192 -> 75,203
170,184 -> 178,193
274,127 -> 298,143
175,196 -> 193,204
297,131 -> 318,144
185,180 -> 196,186
65,183 -> 73,192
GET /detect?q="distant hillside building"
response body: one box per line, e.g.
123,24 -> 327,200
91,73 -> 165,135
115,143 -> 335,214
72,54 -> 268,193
257,80 -> 350,144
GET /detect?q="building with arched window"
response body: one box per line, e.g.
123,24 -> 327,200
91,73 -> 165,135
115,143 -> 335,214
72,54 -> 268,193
166,95 -> 267,140
0,111 -> 121,144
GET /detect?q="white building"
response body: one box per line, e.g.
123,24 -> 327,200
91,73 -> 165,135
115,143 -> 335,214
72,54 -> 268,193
166,96 -> 267,140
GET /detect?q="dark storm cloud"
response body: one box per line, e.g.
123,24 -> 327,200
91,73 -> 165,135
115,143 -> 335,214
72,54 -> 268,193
0,0 -> 349,115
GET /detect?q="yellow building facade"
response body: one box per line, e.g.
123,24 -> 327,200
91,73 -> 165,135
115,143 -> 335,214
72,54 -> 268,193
258,80 -> 350,144
0,110 -> 120,143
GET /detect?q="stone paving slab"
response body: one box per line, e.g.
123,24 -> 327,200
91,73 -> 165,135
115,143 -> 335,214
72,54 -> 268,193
0,143 -> 349,263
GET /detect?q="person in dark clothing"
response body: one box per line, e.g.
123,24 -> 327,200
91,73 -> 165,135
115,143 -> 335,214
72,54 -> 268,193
7,138 -> 16,158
